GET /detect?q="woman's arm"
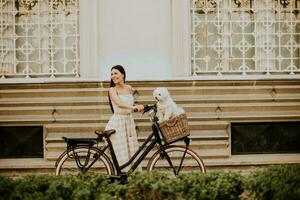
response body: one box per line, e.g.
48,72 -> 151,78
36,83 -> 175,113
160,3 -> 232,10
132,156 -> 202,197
109,87 -> 134,110
128,85 -> 144,112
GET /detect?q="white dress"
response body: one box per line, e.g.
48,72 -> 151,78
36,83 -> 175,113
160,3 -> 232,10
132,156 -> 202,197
105,94 -> 139,166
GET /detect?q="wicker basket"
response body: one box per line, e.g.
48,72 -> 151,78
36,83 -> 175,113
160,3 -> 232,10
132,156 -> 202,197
159,113 -> 190,143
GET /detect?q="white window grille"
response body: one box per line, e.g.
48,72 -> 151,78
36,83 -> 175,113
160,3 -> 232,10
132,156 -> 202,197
191,0 -> 300,76
0,0 -> 79,78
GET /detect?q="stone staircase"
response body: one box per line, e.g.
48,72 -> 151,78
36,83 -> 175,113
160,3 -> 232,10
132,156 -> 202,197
1,80 -> 300,175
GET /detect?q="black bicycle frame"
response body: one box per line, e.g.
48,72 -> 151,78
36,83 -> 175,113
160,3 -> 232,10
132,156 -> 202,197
63,104 -> 191,176
104,116 -> 190,176
107,122 -> 165,175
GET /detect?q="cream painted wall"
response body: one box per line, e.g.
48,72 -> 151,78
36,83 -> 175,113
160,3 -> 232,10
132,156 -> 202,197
97,0 -> 172,79
80,0 -> 190,80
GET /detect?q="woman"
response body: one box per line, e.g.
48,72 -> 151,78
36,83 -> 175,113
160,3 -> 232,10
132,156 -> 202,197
105,65 -> 144,167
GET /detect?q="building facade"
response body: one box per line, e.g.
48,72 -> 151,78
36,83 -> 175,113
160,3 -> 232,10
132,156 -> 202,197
0,0 -> 300,175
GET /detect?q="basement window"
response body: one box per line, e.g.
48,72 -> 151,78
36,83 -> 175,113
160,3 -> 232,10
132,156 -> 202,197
0,126 -> 43,158
231,122 -> 300,155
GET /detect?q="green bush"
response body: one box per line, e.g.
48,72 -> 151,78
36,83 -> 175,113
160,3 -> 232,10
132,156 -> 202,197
0,171 -> 244,200
45,175 -> 86,200
10,175 -> 56,200
125,171 -> 175,200
175,172 -> 244,200
0,175 -> 16,200
81,173 -> 127,200
40,174 -> 117,200
246,165 -> 300,200
1,165 -> 299,200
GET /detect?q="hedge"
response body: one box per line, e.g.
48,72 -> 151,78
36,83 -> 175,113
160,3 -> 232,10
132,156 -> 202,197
0,165 -> 299,200
246,165 -> 300,200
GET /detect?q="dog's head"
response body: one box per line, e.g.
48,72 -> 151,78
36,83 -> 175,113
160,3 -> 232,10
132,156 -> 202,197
153,87 -> 170,102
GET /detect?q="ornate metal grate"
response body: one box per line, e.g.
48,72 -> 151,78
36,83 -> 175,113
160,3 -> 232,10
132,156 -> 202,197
0,0 -> 80,78
0,126 -> 43,158
231,121 -> 300,154
191,0 -> 300,76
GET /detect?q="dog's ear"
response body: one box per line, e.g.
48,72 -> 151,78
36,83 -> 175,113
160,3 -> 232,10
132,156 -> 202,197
153,88 -> 162,95
153,89 -> 158,97
153,88 -> 160,101
165,88 -> 170,96
161,87 -> 169,98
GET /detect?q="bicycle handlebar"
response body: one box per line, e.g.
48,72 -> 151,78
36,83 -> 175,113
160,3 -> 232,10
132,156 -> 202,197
143,104 -> 157,113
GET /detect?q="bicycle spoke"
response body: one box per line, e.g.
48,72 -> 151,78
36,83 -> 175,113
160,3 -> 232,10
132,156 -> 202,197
147,146 -> 205,176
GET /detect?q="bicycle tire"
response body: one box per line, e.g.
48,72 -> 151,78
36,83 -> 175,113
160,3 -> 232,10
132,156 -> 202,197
55,146 -> 115,175
147,145 -> 206,175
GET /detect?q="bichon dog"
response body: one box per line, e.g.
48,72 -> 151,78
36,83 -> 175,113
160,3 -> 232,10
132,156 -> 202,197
153,87 -> 185,123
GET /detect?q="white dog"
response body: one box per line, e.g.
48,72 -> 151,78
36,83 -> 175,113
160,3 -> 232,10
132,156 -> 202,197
153,87 -> 185,123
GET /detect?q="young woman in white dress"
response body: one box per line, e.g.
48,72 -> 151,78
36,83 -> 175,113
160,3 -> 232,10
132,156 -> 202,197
105,65 -> 144,167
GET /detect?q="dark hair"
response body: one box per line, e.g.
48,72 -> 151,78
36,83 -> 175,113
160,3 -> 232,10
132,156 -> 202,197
108,65 -> 126,113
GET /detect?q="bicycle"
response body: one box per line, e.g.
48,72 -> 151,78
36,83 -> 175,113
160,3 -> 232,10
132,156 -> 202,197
55,104 -> 206,178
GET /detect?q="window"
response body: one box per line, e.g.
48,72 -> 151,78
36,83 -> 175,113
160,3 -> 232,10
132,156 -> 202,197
0,0 -> 80,78
191,0 -> 300,76
231,122 -> 300,154
0,126 -> 43,158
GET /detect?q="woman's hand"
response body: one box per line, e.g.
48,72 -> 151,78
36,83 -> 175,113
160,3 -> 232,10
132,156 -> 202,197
133,105 -> 144,112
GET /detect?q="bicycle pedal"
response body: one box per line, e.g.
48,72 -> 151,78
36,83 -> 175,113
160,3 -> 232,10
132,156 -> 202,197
109,176 -> 125,183
108,175 -> 124,180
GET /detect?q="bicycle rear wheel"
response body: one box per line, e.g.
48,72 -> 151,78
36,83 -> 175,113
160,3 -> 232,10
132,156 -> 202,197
55,146 -> 114,175
147,146 -> 206,176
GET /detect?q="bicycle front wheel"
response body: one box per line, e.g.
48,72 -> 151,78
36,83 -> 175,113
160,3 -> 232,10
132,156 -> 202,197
147,146 -> 206,176
55,146 -> 114,175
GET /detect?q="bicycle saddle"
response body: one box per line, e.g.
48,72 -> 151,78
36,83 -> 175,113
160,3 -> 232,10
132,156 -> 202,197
62,137 -> 98,146
95,129 -> 116,138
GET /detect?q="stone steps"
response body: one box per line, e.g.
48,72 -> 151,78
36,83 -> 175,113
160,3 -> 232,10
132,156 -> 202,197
1,101 -> 300,113
45,140 -> 228,152
45,129 -> 229,141
2,94 -> 300,108
2,154 -> 300,176
1,111 -> 299,124
1,80 -> 300,174
45,148 -> 229,162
